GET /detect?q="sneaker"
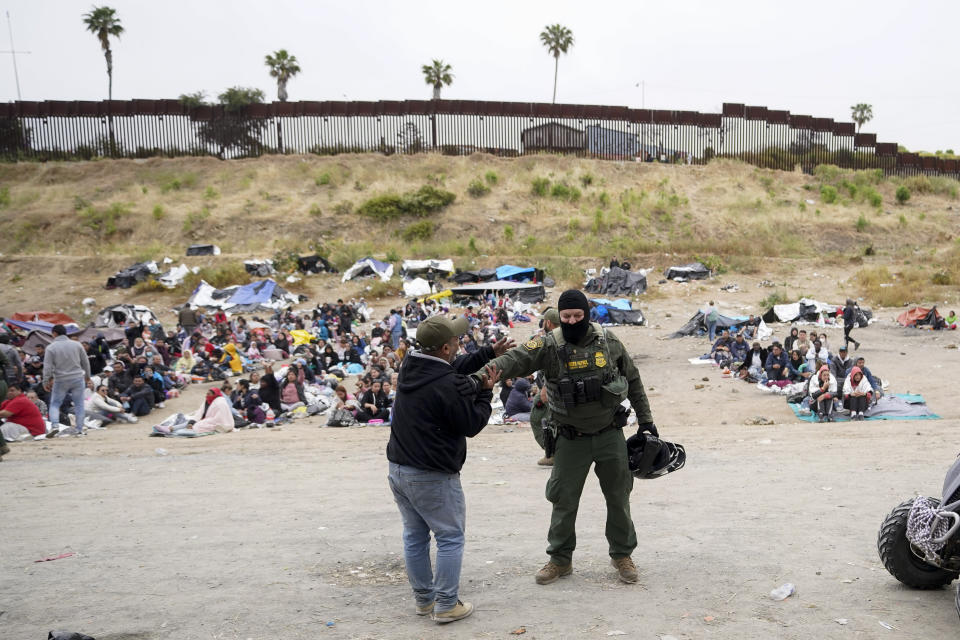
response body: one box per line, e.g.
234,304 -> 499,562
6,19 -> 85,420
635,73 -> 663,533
157,402 -> 166,408
432,600 -> 473,624
537,456 -> 554,466
56,428 -> 81,437
84,418 -> 105,430
415,601 -> 435,616
535,561 -> 573,585
611,556 -> 639,584
123,413 -> 139,423
855,341 -> 861,351
0,440 -> 9,457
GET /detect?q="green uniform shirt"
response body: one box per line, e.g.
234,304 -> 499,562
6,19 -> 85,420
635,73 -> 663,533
483,323 -> 652,432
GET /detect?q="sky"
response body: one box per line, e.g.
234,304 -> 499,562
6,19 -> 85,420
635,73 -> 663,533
2,0 -> 959,152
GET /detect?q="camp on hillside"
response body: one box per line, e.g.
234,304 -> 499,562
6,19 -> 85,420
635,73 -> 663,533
589,298 -> 645,325
451,268 -> 498,284
663,262 -> 710,281
670,310 -> 771,340
448,281 -> 546,303
762,298 -> 872,327
495,264 -> 551,285
105,261 -> 160,289
186,279 -> 302,312
897,306 -> 947,329
400,259 -> 455,279
585,266 -> 648,296
341,257 -> 393,282
95,304 -> 159,328
244,259 -> 276,277
297,255 -> 337,274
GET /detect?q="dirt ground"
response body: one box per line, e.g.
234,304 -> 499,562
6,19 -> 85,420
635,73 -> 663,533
3,281 -> 960,640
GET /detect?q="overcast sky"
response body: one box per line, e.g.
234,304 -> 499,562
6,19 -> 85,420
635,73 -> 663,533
3,0 -> 958,151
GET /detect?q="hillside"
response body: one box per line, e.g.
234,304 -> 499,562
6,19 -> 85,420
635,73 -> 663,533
1,154 -> 959,317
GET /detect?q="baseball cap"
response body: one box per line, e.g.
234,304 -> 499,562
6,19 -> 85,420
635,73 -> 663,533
416,316 -> 469,350
543,308 -> 560,325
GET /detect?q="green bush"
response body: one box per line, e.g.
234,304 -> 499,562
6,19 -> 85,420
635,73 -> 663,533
503,225 -> 514,241
400,220 -> 435,241
932,270 -> 952,285
183,206 -> 211,233
152,204 -> 165,220
78,202 -> 131,237
760,290 -> 789,308
895,185 -> 911,204
0,187 -> 9,208
309,204 -> 323,217
820,185 -> 838,204
580,173 -> 595,187
467,179 -> 490,198
484,170 -> 498,185
550,182 -> 581,202
333,201 -> 353,215
855,213 -> 869,232
531,177 -> 550,197
358,185 -> 456,221
204,186 -> 219,199
598,191 -> 610,208
315,172 -> 332,186
862,187 -> 882,208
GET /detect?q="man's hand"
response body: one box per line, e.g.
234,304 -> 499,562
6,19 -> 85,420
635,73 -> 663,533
43,380 -> 52,392
492,336 -> 516,357
479,365 -> 501,390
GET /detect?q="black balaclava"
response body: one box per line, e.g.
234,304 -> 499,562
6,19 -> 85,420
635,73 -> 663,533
557,289 -> 591,344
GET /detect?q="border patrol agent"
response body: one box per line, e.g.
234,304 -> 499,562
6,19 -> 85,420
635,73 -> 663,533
480,289 -> 655,585
529,307 -> 560,466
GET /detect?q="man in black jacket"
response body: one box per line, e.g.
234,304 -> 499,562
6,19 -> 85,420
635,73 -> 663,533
386,315 -> 503,625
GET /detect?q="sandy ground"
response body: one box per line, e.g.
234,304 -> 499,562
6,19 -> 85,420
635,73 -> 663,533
3,283 -> 960,640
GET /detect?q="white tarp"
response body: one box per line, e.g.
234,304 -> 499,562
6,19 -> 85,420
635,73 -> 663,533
95,304 -> 159,328
159,264 -> 194,289
401,259 -> 455,276
342,258 -> 393,283
186,280 -> 299,311
770,298 -> 838,323
403,277 -> 432,297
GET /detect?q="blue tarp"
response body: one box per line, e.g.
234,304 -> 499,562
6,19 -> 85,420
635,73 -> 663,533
4,319 -> 80,335
227,280 -> 277,306
496,265 -> 536,281
788,394 -> 940,422
589,298 -> 633,310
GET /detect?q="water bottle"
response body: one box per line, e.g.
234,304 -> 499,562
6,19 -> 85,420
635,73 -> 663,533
769,583 -> 795,601
155,448 -> 169,456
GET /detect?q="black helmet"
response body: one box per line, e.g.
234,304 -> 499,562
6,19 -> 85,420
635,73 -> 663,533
626,428 -> 686,480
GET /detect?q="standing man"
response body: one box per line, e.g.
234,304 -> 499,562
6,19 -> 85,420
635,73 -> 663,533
479,289 -> 655,585
43,324 -> 92,436
842,298 -> 861,351
386,315 -> 505,624
529,307 -> 560,466
390,308 -> 404,349
0,333 -> 24,392
178,305 -> 198,338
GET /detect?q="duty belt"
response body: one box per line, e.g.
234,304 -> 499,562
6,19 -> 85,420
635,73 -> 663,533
556,422 -> 621,440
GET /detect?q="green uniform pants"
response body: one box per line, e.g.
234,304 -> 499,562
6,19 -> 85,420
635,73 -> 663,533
530,402 -> 547,450
544,427 -> 636,565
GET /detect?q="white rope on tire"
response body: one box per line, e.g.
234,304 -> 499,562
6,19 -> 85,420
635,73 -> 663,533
907,497 -> 952,559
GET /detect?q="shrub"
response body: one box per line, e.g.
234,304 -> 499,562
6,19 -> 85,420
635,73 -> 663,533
152,204 -> 165,220
309,204 -> 323,217
503,225 -> 514,241
467,179 -> 490,198
898,214 -> 907,227
204,186 -> 219,199
183,206 -> 211,233
315,172 -> 332,186
820,185 -> 838,204
386,247 -> 401,262
580,173 -> 595,187
0,187 -> 9,208
598,191 -> 610,208
531,177 -> 550,197
550,182 -> 581,202
400,220 -> 435,241
358,185 -> 456,221
333,201 -> 353,215
73,195 -> 90,211
484,170 -> 498,185
932,270 -> 952,285
468,236 -> 479,254
863,187 -> 882,208
78,201 -> 131,237
895,185 -> 911,204
855,214 -> 869,232
760,290 -> 789,308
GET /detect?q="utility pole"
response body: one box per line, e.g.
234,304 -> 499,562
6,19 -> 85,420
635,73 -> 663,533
2,11 -> 31,100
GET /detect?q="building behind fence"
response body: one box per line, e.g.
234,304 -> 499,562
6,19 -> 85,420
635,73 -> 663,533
0,99 -> 956,177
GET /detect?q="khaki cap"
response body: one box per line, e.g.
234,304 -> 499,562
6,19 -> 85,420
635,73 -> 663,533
416,316 -> 469,350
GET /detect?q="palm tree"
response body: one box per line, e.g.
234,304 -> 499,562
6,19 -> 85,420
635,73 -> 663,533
265,49 -> 301,102
851,103 -> 874,133
82,6 -> 123,101
540,24 -> 574,104
422,59 -> 453,100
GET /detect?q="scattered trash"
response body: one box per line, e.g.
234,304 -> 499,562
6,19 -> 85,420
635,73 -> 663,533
701,376 -> 709,382
759,280 -> 776,288
510,627 -> 527,635
155,448 -> 168,456
879,621 -> 894,630
720,283 -> 740,292
35,552 -> 75,563
606,632 -> 627,637
821,487 -> 832,491
694,384 -> 706,390
659,636 -> 679,640
769,583 -> 796,601
835,618 -> 849,625
744,416 -> 775,425
326,621 -> 335,627
947,344 -> 958,350
703,616 -> 715,622
48,632 -> 96,640
486,560 -> 494,564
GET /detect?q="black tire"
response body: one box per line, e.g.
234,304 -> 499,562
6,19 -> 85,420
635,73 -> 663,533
877,498 -> 959,589
955,582 -> 960,621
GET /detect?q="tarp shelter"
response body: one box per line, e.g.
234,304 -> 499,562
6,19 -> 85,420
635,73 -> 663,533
585,267 -> 648,296
448,281 -> 545,304
589,298 -> 645,325
897,307 -> 944,328
664,262 -> 710,281
187,279 -> 301,312
341,257 -> 393,282
9,311 -> 76,326
496,265 -> 540,282
451,268 -> 498,284
403,278 -> 432,297
4,319 -> 81,335
159,263 -> 193,288
244,259 -> 275,277
297,255 -> 337,274
670,311 -> 771,340
95,304 -> 159,328
762,298 -> 872,327
186,244 -> 220,256
105,261 -> 159,289
20,327 -> 126,353
401,259 -> 455,278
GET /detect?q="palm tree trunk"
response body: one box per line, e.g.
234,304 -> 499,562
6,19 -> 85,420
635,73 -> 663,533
552,55 -> 559,104
105,48 -> 116,156
277,120 -> 284,154
433,85 -> 441,100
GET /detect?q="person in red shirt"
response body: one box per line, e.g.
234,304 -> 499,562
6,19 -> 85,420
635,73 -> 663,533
0,384 -> 47,441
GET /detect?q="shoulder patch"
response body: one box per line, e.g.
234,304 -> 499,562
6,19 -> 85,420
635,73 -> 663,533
525,337 -> 544,351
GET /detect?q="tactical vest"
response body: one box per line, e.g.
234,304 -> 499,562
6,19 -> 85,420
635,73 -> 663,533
543,323 -> 629,427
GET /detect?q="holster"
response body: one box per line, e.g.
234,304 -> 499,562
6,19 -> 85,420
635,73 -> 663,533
543,422 -> 557,458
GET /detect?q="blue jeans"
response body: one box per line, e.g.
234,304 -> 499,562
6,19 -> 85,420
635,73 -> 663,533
707,320 -> 717,341
48,376 -> 86,430
388,462 -> 466,612
391,331 -> 402,349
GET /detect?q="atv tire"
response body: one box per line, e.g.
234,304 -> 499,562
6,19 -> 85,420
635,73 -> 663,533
878,498 -> 959,589
956,582 -> 960,621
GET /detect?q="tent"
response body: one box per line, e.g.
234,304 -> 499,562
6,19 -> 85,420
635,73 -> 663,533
341,257 -> 393,282
762,298 -> 872,326
186,244 -> 220,256
9,311 -> 76,325
496,264 -> 544,283
448,281 -> 545,303
451,268 -> 498,284
21,327 -> 127,353
897,307 -> 945,328
105,261 -> 160,289
95,304 -> 159,328
297,255 -> 337,274
400,259 -> 455,278
670,311 -> 771,340
187,279 -> 302,312
664,262 -> 710,281
585,267 -> 648,296
589,298 -> 645,325
244,259 -> 276,277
